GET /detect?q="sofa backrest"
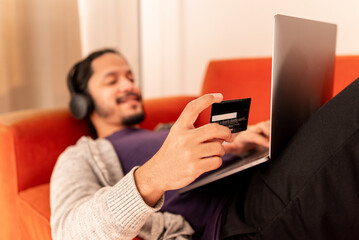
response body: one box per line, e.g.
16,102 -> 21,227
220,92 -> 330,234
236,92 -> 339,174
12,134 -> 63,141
333,56 -> 359,96
1,55 -> 358,192
196,56 -> 359,127
197,57 -> 272,127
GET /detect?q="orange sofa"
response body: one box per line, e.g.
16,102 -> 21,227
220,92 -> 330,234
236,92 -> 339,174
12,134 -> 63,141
0,56 -> 358,239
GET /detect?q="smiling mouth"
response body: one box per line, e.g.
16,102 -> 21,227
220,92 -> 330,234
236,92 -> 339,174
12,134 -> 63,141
116,93 -> 142,104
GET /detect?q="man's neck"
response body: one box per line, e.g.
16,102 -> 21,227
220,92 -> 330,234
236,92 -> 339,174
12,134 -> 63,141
89,113 -> 140,138
96,124 -> 140,138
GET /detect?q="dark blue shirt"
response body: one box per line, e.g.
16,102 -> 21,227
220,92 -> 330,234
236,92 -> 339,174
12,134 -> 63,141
107,128 -> 238,239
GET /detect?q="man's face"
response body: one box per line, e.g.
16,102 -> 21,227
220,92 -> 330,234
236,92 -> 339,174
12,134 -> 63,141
87,53 -> 144,127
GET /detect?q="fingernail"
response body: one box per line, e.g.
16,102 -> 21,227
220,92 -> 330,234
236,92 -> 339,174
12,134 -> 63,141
212,93 -> 223,100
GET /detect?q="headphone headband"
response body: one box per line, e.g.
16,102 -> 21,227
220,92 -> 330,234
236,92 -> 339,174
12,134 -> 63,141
67,62 -> 82,95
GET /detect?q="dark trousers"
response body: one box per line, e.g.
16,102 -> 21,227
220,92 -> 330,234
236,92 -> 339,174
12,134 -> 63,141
221,78 -> 359,240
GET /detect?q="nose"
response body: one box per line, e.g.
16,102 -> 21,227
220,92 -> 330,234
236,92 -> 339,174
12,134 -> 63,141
118,76 -> 135,93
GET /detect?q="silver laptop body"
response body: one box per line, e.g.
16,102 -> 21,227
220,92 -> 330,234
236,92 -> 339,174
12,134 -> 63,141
179,15 -> 337,194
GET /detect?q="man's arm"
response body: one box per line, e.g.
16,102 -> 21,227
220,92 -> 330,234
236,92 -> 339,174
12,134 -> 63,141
50,143 -> 161,240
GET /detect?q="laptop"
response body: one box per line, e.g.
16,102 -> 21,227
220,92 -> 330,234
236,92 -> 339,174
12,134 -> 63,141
178,14 -> 337,194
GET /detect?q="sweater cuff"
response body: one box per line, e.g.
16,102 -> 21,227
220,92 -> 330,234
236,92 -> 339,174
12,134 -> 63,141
106,167 -> 164,230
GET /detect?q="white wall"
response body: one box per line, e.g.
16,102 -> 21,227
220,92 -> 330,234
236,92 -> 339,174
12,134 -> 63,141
140,0 -> 359,99
0,0 -> 81,113
77,0 -> 140,83
140,0 -> 185,98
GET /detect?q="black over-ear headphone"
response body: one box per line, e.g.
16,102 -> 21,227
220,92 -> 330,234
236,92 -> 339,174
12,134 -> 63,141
67,62 -> 94,119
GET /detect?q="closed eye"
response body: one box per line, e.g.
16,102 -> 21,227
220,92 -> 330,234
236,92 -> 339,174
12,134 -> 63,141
126,71 -> 135,83
106,78 -> 117,85
108,81 -> 115,85
104,72 -> 118,85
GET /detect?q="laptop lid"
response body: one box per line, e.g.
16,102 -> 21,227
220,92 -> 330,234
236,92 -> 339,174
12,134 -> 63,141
178,15 -> 337,194
269,14 -> 337,160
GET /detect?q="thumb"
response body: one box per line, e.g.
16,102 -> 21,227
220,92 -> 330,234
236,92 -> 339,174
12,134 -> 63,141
175,93 -> 223,129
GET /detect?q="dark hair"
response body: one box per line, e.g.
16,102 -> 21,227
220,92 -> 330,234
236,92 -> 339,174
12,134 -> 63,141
67,48 -> 123,138
68,48 -> 121,95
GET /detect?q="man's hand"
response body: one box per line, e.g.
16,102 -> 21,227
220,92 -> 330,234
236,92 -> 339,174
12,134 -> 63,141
135,94 -> 233,206
223,120 -> 270,156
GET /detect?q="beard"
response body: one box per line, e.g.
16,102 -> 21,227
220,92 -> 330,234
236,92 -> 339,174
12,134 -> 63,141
93,92 -> 145,126
121,110 -> 145,126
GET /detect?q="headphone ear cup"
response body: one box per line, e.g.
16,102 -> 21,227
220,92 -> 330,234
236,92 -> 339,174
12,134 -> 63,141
69,93 -> 94,119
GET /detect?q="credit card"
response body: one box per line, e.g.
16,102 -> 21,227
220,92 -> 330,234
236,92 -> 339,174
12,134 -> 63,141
210,98 -> 251,133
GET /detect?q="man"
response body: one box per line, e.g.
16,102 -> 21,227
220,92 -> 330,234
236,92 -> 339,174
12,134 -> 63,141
50,49 -> 270,239
51,49 -> 359,240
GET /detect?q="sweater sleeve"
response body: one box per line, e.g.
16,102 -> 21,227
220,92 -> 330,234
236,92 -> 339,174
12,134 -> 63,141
50,144 -> 164,240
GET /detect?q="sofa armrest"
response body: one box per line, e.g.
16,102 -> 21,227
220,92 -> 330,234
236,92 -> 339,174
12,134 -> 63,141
0,108 -> 88,192
140,95 -> 197,130
0,108 -> 89,239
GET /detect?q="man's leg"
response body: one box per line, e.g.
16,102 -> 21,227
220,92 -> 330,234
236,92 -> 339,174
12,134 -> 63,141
221,78 -> 359,240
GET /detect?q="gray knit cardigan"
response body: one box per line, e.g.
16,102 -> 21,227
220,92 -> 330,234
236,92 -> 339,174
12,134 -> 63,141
50,136 -> 194,240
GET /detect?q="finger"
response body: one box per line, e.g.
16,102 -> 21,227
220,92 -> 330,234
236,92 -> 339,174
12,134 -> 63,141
243,132 -> 270,148
198,156 -> 223,173
206,138 -> 225,144
257,120 -> 270,137
194,123 -> 233,143
248,120 -> 270,138
196,141 -> 226,158
176,93 -> 223,129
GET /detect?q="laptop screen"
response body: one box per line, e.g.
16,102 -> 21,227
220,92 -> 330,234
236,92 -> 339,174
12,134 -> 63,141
269,14 -> 337,159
